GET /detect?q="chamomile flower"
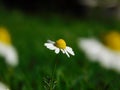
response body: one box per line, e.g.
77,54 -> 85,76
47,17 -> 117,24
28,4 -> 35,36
44,39 -> 75,57
0,27 -> 18,67
78,31 -> 120,73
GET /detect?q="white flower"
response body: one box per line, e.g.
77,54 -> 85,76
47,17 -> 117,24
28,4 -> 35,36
0,27 -> 18,67
0,82 -> 9,90
78,38 -> 120,73
44,39 -> 75,57
0,42 -> 18,67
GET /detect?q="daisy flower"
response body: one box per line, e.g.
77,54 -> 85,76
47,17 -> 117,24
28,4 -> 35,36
0,27 -> 18,67
78,31 -> 120,73
44,39 -> 75,57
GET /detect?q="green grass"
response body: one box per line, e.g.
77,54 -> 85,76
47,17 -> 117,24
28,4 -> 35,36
0,9 -> 120,90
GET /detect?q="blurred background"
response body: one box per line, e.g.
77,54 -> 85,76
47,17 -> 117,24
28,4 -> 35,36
0,0 -> 120,90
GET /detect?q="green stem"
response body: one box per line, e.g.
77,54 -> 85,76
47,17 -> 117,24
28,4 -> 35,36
50,55 -> 58,90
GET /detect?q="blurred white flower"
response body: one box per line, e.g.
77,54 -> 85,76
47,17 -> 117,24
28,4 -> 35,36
0,43 -> 18,67
0,27 -> 18,67
81,0 -> 98,7
78,37 -> 120,73
44,39 -> 75,57
0,82 -> 9,90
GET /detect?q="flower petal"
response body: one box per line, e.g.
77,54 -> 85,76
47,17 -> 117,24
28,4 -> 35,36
0,43 -> 8,57
78,38 -> 120,72
4,45 -> 18,67
78,38 -> 103,61
0,82 -> 9,90
0,43 -> 18,67
66,46 -> 75,56
47,40 -> 55,44
60,49 -> 65,54
44,43 -> 56,50
64,49 -> 70,57
112,54 -> 120,72
97,48 -> 114,69
55,48 -> 60,54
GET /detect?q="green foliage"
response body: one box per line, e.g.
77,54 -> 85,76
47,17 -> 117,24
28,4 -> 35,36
0,10 -> 120,90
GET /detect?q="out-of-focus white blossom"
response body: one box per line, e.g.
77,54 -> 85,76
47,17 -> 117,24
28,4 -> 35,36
78,37 -> 120,72
0,82 -> 9,90
0,27 -> 18,67
0,43 -> 18,67
80,0 -> 98,7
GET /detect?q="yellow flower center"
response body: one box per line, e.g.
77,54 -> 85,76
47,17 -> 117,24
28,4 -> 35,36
0,27 -> 11,45
55,39 -> 66,49
104,31 -> 120,51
